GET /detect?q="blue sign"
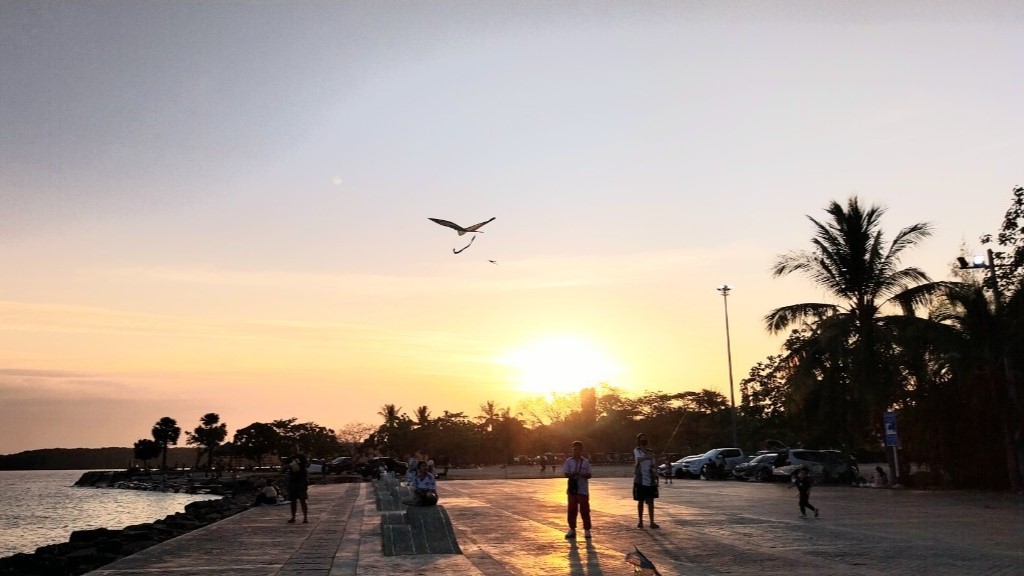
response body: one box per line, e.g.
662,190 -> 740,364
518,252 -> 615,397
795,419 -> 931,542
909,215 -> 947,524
883,411 -> 899,447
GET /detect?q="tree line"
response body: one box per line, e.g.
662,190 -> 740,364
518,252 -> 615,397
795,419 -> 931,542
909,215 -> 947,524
129,187 -> 1023,490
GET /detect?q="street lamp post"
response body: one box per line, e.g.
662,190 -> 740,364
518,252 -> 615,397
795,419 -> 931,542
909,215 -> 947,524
717,285 -> 739,448
958,249 -> 1022,491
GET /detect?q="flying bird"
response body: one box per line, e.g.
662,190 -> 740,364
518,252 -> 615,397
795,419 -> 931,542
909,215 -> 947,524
453,236 -> 476,254
488,260 -> 498,265
428,217 -> 496,236
625,546 -> 661,575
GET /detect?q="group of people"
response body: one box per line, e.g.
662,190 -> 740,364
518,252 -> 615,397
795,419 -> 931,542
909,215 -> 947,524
560,433 -> 661,540
561,432 -> 833,539
261,439 -> 841,533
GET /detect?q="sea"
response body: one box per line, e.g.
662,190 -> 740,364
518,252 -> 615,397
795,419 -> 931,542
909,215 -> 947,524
0,470 -> 222,558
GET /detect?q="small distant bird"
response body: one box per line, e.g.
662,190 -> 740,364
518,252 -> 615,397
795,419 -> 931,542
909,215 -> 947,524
488,260 -> 498,265
453,236 -> 475,254
428,217 -> 496,236
625,546 -> 661,575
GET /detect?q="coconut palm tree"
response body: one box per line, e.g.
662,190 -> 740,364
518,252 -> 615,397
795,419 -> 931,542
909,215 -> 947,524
414,406 -> 431,427
765,196 -> 946,449
378,404 -> 403,428
151,416 -> 181,470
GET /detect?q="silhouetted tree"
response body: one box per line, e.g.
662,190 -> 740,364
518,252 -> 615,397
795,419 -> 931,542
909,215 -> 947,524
133,438 -> 161,468
151,417 -> 181,470
185,413 -> 228,469
765,196 -> 945,450
233,422 -> 281,466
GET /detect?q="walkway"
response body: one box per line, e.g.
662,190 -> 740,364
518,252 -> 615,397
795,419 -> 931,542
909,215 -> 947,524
87,477 -> 1024,575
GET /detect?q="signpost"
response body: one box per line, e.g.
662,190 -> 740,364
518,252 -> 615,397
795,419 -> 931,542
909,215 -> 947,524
884,411 -> 900,485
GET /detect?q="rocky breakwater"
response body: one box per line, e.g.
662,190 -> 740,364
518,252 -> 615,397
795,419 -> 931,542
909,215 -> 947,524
0,476 -> 260,576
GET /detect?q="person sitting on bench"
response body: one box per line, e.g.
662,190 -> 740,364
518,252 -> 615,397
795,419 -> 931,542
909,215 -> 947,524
410,460 -> 438,506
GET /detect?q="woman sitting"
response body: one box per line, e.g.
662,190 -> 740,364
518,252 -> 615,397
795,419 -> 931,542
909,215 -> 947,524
410,461 -> 438,506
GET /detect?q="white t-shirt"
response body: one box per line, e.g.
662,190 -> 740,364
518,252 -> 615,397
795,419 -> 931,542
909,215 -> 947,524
562,456 -> 591,495
634,447 -> 655,486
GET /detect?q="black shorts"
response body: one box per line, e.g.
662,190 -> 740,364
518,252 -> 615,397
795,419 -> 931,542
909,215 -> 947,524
288,483 -> 308,501
633,483 -> 658,501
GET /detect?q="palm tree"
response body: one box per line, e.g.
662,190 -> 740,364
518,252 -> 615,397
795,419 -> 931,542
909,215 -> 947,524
476,401 -> 500,432
377,404 -> 403,429
414,406 -> 431,427
920,280 -> 1024,489
765,196 -> 944,449
186,413 -> 228,469
151,417 -> 181,470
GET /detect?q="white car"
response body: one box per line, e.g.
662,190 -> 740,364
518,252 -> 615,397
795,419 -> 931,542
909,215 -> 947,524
660,455 -> 702,479
679,448 -> 747,479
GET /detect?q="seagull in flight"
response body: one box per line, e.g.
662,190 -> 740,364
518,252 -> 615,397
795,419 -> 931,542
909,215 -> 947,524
428,217 -> 496,236
453,236 -> 475,254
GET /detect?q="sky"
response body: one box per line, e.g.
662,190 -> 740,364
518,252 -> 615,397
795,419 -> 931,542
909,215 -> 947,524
1,1 -> 1022,455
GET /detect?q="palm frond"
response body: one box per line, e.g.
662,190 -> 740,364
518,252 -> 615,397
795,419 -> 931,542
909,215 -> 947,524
764,302 -> 840,334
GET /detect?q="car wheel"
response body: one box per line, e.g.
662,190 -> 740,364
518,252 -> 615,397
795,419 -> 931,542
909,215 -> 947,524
701,464 -> 711,480
758,468 -> 772,482
674,469 -> 684,479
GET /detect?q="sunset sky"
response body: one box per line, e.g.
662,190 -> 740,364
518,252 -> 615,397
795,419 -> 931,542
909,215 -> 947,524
1,1 -> 1021,455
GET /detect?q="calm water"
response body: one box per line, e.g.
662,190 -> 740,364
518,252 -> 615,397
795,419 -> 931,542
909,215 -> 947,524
0,470 -> 221,558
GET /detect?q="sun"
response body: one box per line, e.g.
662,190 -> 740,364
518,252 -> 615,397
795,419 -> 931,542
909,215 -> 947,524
500,335 -> 623,396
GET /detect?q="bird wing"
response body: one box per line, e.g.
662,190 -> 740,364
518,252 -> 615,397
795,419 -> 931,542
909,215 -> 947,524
463,217 -> 495,232
453,236 -> 476,254
625,546 -> 660,575
428,218 -> 466,233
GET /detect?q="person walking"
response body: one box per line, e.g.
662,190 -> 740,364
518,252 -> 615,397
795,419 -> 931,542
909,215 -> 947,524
562,440 -> 593,539
633,433 -> 659,529
791,466 -> 819,518
283,451 -> 309,524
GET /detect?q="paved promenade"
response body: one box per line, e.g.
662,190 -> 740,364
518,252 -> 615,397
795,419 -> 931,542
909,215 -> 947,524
88,476 -> 1024,575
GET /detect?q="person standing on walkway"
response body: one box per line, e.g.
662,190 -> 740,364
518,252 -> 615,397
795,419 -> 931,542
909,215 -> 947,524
284,451 -> 309,524
562,440 -> 593,539
791,466 -> 819,517
633,433 -> 659,529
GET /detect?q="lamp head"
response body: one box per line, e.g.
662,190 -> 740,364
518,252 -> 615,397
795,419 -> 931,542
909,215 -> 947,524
957,257 -> 969,269
717,284 -> 733,295
972,254 -> 986,266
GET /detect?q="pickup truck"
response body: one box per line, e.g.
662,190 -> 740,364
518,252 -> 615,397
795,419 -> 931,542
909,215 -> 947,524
678,448 -> 747,479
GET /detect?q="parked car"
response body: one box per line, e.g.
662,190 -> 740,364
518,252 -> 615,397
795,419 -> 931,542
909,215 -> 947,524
660,455 -> 702,479
772,449 -> 827,482
326,456 -> 355,474
732,452 -> 785,482
280,456 -> 325,474
679,448 -> 747,479
355,457 -> 408,479
822,450 -> 859,483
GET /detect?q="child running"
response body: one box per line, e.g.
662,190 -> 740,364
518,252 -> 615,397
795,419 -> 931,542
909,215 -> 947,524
790,466 -> 819,518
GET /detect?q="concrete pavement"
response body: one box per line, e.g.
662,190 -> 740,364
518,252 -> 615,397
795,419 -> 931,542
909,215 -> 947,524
87,475 -> 1024,575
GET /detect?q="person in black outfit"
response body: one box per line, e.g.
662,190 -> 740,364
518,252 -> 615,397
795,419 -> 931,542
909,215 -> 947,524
791,466 -> 819,517
283,452 -> 309,524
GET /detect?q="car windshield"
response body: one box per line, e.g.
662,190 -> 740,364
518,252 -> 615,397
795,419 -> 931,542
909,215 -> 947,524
792,450 -> 827,462
752,454 -> 775,463
703,449 -> 717,458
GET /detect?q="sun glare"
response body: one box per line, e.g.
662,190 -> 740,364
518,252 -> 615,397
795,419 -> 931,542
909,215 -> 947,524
500,336 -> 622,396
